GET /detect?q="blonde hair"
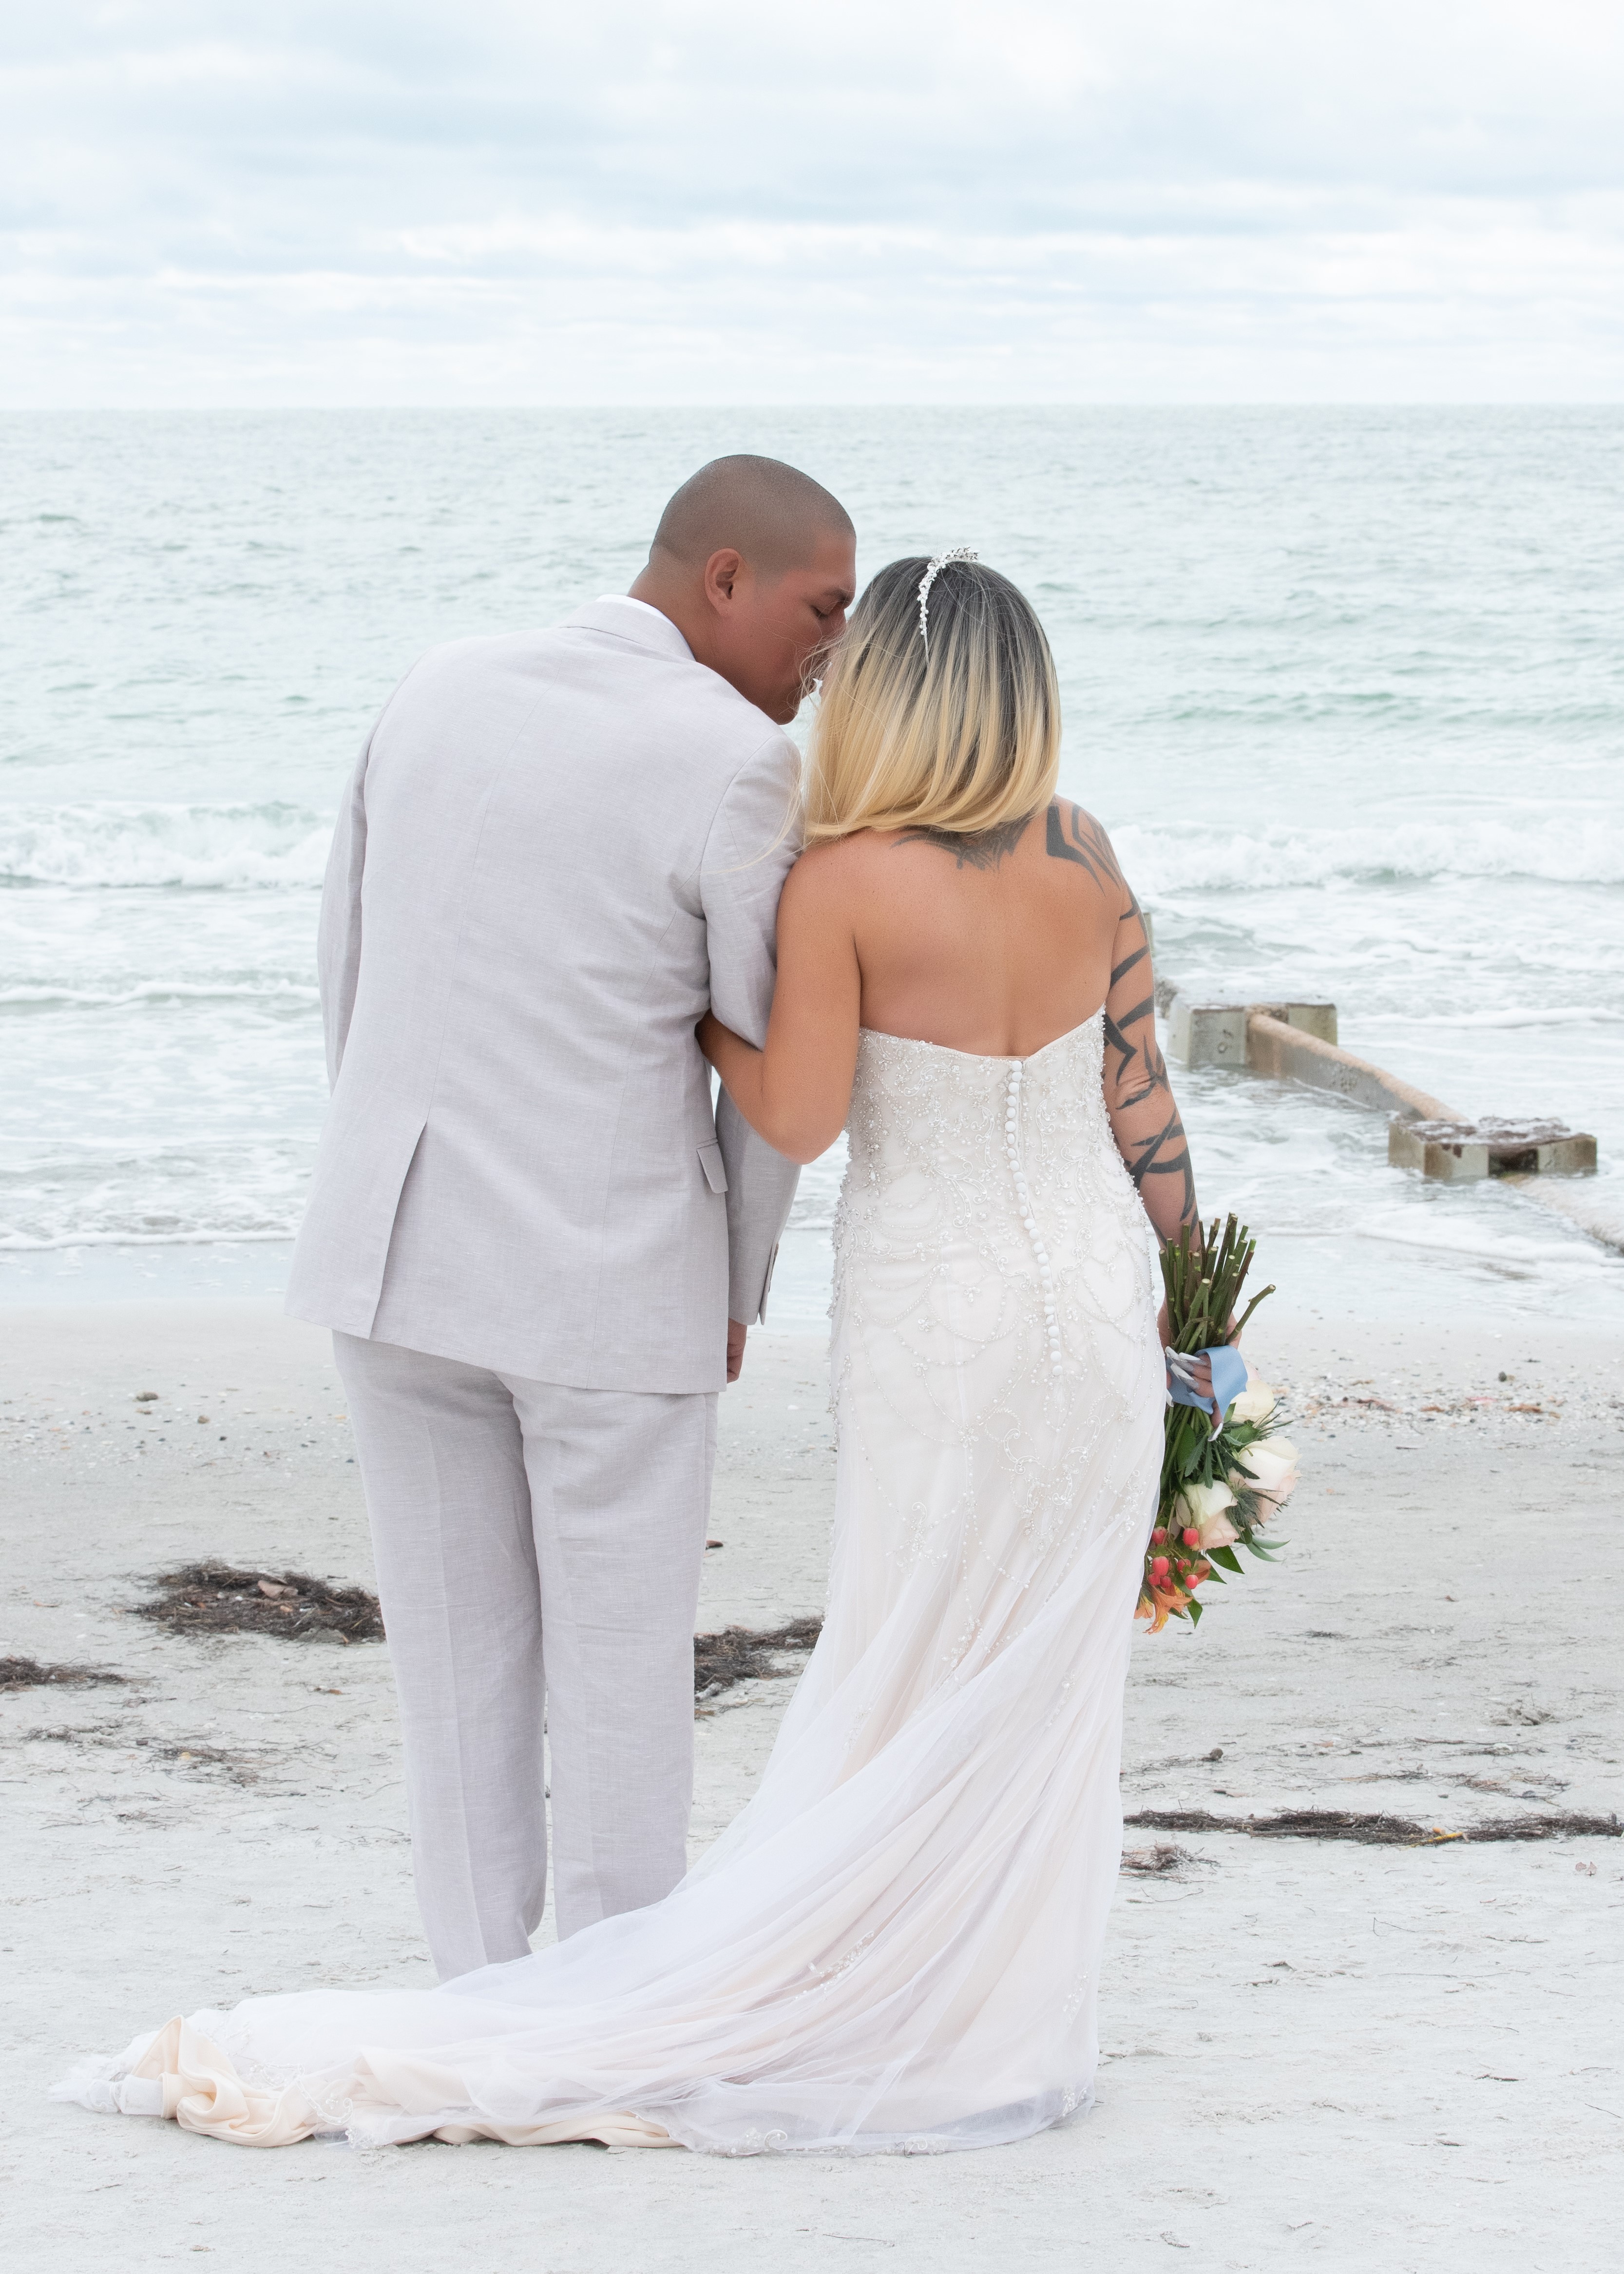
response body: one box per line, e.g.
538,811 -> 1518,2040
802,556 -> 1061,843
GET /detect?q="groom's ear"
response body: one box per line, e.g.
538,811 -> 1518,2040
702,548 -> 746,612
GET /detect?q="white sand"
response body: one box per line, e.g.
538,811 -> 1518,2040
2,1301 -> 1620,2271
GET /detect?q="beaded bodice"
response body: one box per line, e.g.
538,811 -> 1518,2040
827,1014 -> 1159,1592
835,1014 -> 1149,1362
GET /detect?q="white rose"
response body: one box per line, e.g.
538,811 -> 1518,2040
1229,1381 -> 1277,1427
1234,1435 -> 1299,1514
1176,1478 -> 1239,1548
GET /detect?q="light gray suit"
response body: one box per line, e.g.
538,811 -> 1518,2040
286,594 -> 801,1978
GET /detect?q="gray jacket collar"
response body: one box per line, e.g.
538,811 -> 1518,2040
566,594 -> 694,662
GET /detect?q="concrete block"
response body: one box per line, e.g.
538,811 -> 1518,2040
1166,996 -> 1248,1068
1533,1132 -> 1599,1174
1389,1118 -> 1598,1182
1388,1125 -> 1490,1181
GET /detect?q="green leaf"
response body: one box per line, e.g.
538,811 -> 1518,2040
1186,1597 -> 1204,1625
1207,1545 -> 1243,1574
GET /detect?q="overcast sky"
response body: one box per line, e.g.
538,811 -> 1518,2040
2,1 -> 1621,404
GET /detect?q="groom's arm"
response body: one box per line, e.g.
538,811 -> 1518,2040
699,731 -> 803,1326
717,1086 -> 795,1325
318,668 -> 425,1084
316,735 -> 373,1087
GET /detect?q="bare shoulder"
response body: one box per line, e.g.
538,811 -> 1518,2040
774,837 -> 874,940
783,832 -> 890,907
1043,800 -> 1135,908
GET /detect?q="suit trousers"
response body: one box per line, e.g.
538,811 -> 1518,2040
332,1332 -> 716,1982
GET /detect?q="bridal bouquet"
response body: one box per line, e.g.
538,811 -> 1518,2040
1138,1215 -> 1298,1632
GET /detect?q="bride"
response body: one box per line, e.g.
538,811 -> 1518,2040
57,551 -> 1203,2157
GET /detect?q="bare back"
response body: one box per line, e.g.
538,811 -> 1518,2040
837,800 -> 1128,1059
701,794 -> 1195,1241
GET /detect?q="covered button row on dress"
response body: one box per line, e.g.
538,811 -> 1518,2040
1006,1064 -> 1064,1377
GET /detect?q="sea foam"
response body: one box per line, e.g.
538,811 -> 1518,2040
0,803 -> 330,890
0,981 -> 320,1008
1114,816 -> 1624,893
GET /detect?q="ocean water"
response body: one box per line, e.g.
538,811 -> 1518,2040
3,407 -> 1622,1329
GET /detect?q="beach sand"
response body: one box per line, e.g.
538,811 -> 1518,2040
2,1300 -> 1619,2271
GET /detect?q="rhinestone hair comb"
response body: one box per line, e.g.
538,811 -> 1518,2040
917,548 -> 978,652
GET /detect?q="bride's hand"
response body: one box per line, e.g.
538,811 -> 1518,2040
1160,1299 -> 1240,1403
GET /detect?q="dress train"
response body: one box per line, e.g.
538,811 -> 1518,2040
54,1016 -> 1162,2155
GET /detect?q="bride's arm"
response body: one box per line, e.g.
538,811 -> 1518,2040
698,845 -> 862,1166
1101,889 -> 1199,1243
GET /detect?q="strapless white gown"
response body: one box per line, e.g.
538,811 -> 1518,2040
56,1016 -> 1164,2156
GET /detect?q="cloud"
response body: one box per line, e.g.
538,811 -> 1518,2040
1,1 -> 1621,402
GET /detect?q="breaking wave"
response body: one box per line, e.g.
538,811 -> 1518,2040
0,980 -> 319,1008
1378,1007 -> 1624,1030
1359,1212 -> 1619,1276
7,805 -> 1620,897
0,803 -> 330,889
1114,816 -> 1624,893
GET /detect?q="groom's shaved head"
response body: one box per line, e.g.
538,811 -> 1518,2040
630,454 -> 857,722
650,455 -> 854,578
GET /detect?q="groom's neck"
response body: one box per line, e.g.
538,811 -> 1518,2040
626,564 -> 718,671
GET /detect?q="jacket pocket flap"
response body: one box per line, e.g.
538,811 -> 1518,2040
697,1141 -> 729,1195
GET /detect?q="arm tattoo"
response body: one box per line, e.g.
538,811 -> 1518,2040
1045,801 -> 1125,890
1110,939 -> 1149,989
1103,891 -> 1195,1223
1104,996 -> 1154,1078
1103,896 -> 1169,1108
894,813 -> 1033,870
1108,1014 -> 1171,1111
1127,1111 -> 1198,1222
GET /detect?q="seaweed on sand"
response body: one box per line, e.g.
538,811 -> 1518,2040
693,1618 -> 822,1702
134,1564 -> 385,1645
0,1657 -> 128,1690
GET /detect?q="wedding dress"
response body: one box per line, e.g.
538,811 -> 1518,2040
56,1014 -> 1164,2156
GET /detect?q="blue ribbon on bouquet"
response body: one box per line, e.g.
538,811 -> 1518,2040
1166,1343 -> 1248,1430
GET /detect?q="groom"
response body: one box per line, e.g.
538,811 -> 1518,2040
287,455 -> 857,1981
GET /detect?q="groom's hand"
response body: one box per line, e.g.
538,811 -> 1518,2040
726,1319 -> 748,1383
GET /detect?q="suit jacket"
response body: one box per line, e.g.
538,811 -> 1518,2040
284,595 -> 802,1394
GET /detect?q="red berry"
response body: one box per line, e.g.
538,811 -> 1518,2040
1150,1556 -> 1169,1580
1182,1527 -> 1199,1548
